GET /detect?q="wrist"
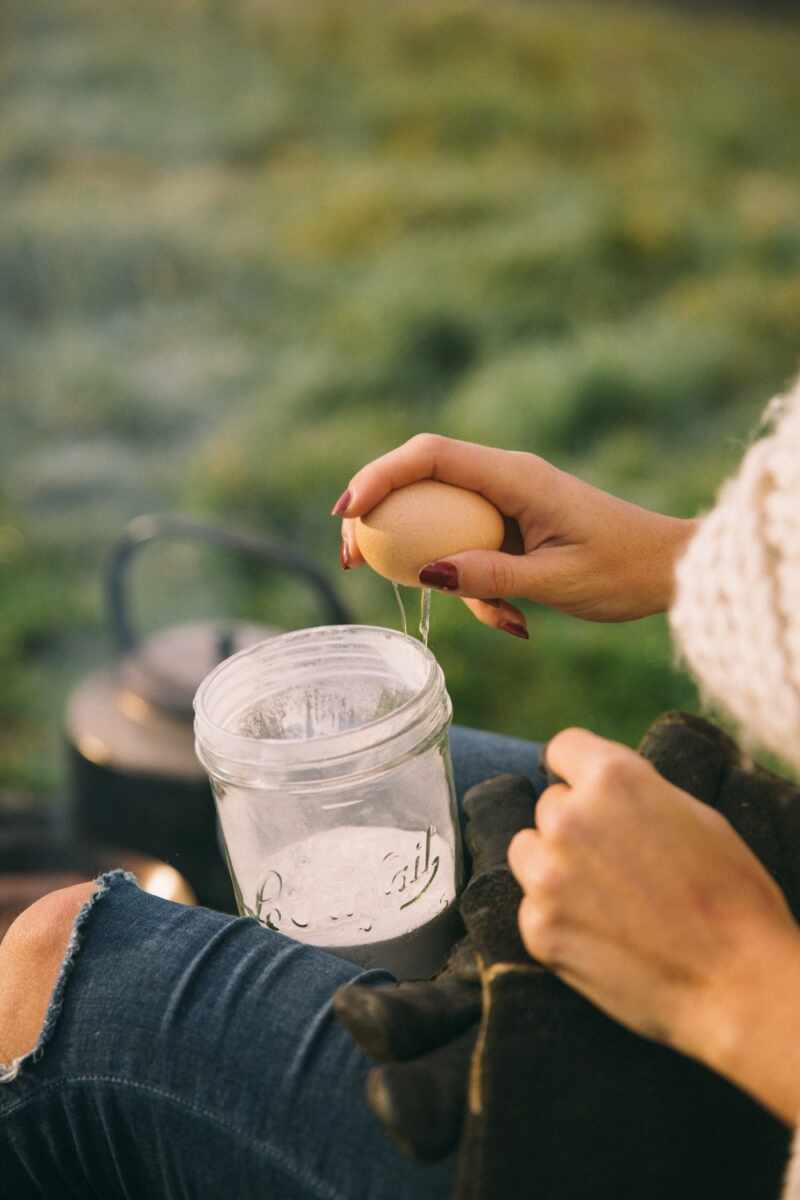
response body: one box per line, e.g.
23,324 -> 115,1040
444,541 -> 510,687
636,515 -> 699,617
678,922 -> 800,1125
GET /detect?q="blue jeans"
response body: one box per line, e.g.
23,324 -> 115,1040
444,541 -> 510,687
0,726 -> 543,1200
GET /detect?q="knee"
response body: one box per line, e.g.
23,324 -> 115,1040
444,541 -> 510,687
0,882 -> 96,1067
1,881 -> 96,958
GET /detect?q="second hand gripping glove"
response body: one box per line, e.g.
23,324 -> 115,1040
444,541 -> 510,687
335,721 -> 796,1199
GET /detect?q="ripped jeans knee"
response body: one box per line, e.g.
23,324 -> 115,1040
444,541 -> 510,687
0,867 -> 454,1200
0,872 -> 134,1083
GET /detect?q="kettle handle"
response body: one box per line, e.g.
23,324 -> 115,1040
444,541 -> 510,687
106,513 -> 353,655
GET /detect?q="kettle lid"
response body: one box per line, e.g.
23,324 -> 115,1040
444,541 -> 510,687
120,620 -> 277,720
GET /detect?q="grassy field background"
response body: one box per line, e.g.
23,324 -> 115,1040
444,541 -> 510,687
2,0 -> 800,792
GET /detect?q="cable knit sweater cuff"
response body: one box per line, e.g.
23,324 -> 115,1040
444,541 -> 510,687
669,386 -> 800,777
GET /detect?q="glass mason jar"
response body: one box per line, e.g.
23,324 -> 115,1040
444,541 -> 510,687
194,625 -> 463,979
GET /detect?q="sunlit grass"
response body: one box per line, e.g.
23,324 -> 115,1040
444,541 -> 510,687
2,0 -> 799,788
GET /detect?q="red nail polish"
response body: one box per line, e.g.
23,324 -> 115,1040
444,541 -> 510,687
340,542 -> 350,570
331,489 -> 352,517
499,620 -> 529,640
419,561 -> 459,591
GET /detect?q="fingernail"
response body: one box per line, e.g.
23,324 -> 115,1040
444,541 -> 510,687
331,488 -> 352,517
340,542 -> 351,570
419,561 -> 459,591
499,620 -> 529,640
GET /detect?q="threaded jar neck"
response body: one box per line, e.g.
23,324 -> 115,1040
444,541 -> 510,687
194,625 -> 452,791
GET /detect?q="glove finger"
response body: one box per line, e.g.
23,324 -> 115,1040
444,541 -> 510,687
367,1025 -> 478,1161
636,711 -> 735,805
436,934 -> 480,984
717,763 -> 795,913
463,774 -> 537,875
460,866 -> 532,967
333,975 -> 481,1062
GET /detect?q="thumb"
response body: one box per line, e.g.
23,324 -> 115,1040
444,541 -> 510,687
419,549 -> 553,602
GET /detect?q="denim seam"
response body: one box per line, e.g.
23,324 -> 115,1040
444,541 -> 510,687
0,869 -> 138,1085
0,1074 -> 348,1200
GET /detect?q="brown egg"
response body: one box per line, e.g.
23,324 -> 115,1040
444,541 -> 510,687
355,480 -> 505,588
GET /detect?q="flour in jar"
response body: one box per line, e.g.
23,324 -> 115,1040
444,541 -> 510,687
244,824 -> 454,941
241,824 -> 459,978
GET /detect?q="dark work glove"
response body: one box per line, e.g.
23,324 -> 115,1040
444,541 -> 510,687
333,773 -> 534,1161
334,714 -> 798,1199
638,710 -> 800,921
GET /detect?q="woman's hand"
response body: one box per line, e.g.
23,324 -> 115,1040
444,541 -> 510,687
333,434 -> 696,637
508,728 -> 800,1123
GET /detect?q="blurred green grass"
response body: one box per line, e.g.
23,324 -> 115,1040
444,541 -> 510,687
2,0 -> 800,789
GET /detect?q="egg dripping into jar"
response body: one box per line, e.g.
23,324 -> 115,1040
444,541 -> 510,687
354,480 -> 505,647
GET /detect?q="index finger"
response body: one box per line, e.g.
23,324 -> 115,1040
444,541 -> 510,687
334,434 -> 550,523
544,727 -> 634,788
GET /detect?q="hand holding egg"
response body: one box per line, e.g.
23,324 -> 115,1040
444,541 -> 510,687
333,438 -> 532,640
333,433 -> 696,633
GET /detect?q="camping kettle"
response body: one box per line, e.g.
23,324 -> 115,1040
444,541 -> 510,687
65,514 -> 352,911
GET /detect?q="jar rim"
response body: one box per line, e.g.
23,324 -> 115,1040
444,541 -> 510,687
193,624 -> 451,786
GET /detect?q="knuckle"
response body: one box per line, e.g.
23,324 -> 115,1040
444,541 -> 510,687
508,826 -> 535,864
536,852 -> 568,898
513,450 -> 543,476
518,897 -> 562,962
487,557 -> 515,597
534,792 -> 562,838
591,750 -> 641,791
508,833 -> 541,894
549,805 -> 584,847
408,432 -> 444,455
549,727 -> 584,754
535,790 -> 582,846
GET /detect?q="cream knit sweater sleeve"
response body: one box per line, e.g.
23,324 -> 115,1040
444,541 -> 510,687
669,381 -> 800,1196
670,384 -> 800,777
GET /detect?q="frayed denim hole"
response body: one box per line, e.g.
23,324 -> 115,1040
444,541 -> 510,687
0,869 -> 139,1084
